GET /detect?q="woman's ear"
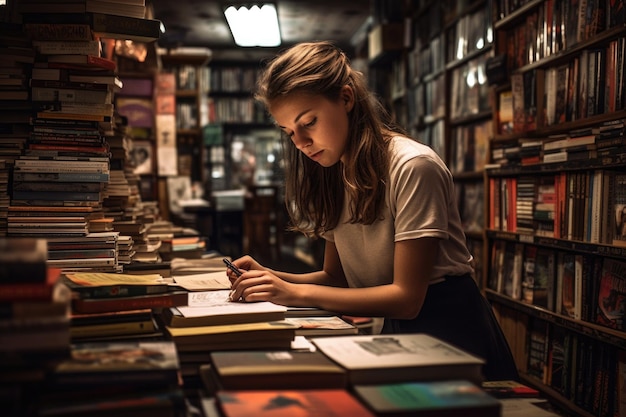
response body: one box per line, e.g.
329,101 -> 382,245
341,85 -> 355,112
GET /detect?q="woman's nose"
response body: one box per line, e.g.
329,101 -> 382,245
292,132 -> 311,150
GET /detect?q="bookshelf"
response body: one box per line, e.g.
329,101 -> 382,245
204,61 -> 275,192
484,0 -> 626,416
158,50 -> 210,184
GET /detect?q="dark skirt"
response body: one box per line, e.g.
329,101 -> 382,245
382,273 -> 519,382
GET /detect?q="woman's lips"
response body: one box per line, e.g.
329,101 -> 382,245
308,150 -> 323,160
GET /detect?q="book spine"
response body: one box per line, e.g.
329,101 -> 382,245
12,172 -> 110,182
23,23 -> 93,41
90,12 -> 161,41
33,40 -> 101,56
70,284 -> 169,299
12,190 -> 102,201
31,87 -> 110,104
71,292 -> 188,314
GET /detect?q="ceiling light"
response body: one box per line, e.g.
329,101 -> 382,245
224,4 -> 281,47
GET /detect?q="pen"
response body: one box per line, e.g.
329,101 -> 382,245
223,258 -> 243,277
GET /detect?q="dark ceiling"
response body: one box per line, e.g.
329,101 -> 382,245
148,0 -> 372,61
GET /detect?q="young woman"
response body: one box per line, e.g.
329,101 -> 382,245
227,41 -> 518,381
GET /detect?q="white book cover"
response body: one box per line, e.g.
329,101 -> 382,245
311,333 -> 485,385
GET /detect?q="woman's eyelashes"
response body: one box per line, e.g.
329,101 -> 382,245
283,118 -> 316,138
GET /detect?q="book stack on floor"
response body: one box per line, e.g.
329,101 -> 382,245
37,340 -> 186,417
0,238 -> 72,415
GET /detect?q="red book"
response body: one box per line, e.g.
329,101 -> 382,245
72,291 -> 189,314
0,267 -> 63,301
216,389 -> 376,417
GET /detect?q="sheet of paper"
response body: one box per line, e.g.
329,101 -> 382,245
172,271 -> 230,291
180,290 -> 287,316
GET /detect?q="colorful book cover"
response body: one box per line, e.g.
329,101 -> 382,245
216,389 -> 375,417
354,380 -> 501,417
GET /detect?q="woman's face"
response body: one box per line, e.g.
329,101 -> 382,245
269,86 -> 354,167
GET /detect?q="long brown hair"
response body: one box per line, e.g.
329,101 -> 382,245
255,41 -> 400,237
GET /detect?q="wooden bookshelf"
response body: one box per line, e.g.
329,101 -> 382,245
485,0 -> 626,415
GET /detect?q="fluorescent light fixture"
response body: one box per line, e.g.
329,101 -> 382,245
224,4 -> 281,47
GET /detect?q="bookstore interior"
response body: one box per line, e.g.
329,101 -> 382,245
0,0 -> 625,416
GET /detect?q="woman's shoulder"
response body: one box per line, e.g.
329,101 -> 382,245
389,136 -> 442,167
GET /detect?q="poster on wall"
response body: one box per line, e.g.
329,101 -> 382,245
156,113 -> 177,176
131,140 -> 153,175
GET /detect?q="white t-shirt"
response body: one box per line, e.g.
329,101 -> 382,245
322,136 -> 473,287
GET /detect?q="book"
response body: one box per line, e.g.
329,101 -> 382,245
69,314 -> 156,339
19,0 -> 147,19
310,334 -> 485,386
215,389 -> 376,417
45,54 -> 117,71
595,257 -> 626,331
37,388 -> 185,417
63,272 -> 169,299
166,321 -> 298,351
207,349 -> 348,391
481,380 -> 540,398
22,12 -> 162,43
51,340 -> 180,387
71,290 -> 189,314
0,267 -> 68,302
353,380 -> 502,417
23,23 -> 93,41
614,173 -> 626,247
284,315 -> 359,336
162,289 -> 287,327
32,40 -> 102,56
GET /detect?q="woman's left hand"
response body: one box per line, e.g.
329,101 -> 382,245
229,269 -> 301,306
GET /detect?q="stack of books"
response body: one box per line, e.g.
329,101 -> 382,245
38,340 -> 186,416
63,271 -> 188,316
158,284 -> 296,393
0,238 -> 72,413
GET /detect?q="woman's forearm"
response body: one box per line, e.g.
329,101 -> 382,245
269,268 -> 344,286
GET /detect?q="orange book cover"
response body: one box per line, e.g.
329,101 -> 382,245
216,389 -> 375,417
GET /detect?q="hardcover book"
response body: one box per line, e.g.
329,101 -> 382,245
208,349 -> 348,391
353,380 -> 502,417
216,389 -> 376,417
310,334 -> 485,385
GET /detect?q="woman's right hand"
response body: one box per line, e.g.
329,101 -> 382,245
226,255 -> 265,284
